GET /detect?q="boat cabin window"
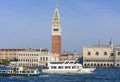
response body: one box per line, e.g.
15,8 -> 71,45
58,66 -> 63,69
22,71 -> 25,73
27,71 -> 30,73
65,66 -> 71,69
51,66 -> 57,69
51,66 -> 53,69
2,71 -> 5,73
31,71 -> 34,73
72,66 -> 76,69
70,62 -> 74,64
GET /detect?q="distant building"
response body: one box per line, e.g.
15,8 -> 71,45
61,51 -> 80,61
61,54 -> 68,61
0,49 -> 26,60
18,49 -> 59,67
114,47 -> 120,67
83,41 -> 120,68
52,6 -> 62,60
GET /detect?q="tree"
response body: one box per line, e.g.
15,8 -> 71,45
1,59 -> 10,65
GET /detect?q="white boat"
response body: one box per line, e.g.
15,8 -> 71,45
42,60 -> 95,74
0,66 -> 40,76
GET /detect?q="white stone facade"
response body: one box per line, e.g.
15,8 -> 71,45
83,43 -> 116,68
18,50 -> 59,67
114,47 -> 120,67
61,52 -> 80,61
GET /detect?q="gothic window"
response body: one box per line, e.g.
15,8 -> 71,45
37,54 -> 38,56
91,63 -> 93,66
110,53 -> 114,56
94,64 -> 96,66
88,52 -> 91,55
104,52 -> 107,55
43,57 -> 45,61
97,64 -> 99,66
110,64 -> 113,66
96,52 -> 99,55
46,57 -> 48,61
104,64 -> 106,66
117,64 -> 119,66
118,52 -> 120,55
40,57 -> 42,61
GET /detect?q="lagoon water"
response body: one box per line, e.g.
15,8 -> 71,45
0,68 -> 120,82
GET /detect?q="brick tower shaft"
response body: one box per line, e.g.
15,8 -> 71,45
52,6 -> 61,60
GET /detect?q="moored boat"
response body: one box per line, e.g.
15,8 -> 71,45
42,60 -> 95,74
0,66 -> 40,76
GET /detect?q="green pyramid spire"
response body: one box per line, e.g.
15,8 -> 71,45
53,6 -> 60,20
54,11 -> 59,20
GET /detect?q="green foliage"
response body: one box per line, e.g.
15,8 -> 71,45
0,59 -> 10,65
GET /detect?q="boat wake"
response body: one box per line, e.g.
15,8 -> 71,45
39,74 -> 50,77
9,76 -> 25,78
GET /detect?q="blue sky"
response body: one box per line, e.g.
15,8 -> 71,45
0,0 -> 120,53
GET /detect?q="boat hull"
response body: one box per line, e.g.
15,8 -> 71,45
42,68 -> 95,74
0,73 -> 39,77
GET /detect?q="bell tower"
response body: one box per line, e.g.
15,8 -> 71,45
52,6 -> 61,60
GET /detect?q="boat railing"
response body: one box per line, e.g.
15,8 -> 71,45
64,60 -> 78,64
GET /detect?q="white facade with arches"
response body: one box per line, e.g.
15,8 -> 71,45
83,42 -> 120,68
18,49 -> 59,67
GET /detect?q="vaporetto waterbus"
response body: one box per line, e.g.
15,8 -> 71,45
0,66 -> 40,76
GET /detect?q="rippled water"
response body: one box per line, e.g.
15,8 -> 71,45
0,68 -> 120,82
